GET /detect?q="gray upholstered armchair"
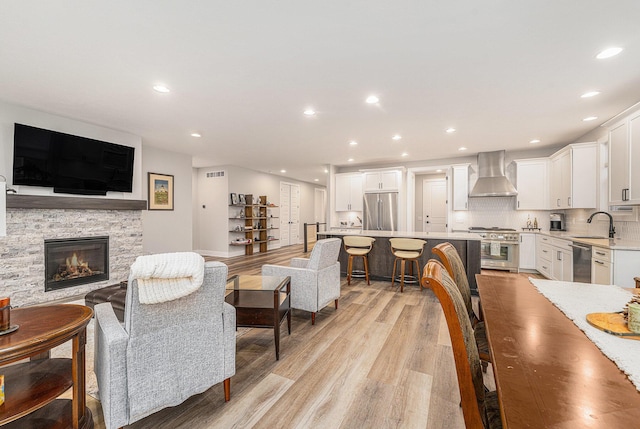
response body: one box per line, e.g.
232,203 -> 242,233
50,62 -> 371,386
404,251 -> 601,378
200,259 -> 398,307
262,237 -> 341,325
94,259 -> 236,429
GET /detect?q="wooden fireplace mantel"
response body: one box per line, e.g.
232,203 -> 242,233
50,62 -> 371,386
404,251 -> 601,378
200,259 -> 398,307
6,194 -> 147,210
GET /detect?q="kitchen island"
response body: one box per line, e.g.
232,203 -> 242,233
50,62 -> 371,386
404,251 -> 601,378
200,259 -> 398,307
318,230 -> 482,292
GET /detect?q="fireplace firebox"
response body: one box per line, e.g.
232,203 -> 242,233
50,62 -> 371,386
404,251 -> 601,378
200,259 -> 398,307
44,236 -> 109,291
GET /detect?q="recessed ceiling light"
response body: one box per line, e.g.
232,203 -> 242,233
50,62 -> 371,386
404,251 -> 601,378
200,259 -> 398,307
366,95 -> 379,104
436,169 -> 443,173
401,152 -> 408,157
314,178 -> 319,182
392,134 -> 402,141
348,158 -> 354,162
324,168 -> 329,173
583,116 -> 598,122
304,109 -> 316,116
596,47 -> 623,59
280,169 -> 287,173
349,140 -> 358,146
190,133 -> 201,138
529,139 -> 540,144
581,91 -> 600,98
153,84 -> 170,93
458,147 -> 467,151
446,128 -> 456,133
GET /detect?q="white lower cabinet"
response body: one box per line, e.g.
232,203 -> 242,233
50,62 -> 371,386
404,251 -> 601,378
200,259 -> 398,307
536,235 -> 572,281
519,233 -> 536,270
536,235 -> 552,278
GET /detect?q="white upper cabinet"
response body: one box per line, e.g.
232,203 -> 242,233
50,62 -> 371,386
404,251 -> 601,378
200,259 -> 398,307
549,143 -> 597,209
335,173 -> 363,211
451,164 -> 469,211
363,170 -> 400,192
609,111 -> 640,205
515,158 -> 549,210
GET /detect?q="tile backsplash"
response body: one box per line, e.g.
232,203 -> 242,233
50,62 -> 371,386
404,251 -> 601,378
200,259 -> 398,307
452,197 -> 640,241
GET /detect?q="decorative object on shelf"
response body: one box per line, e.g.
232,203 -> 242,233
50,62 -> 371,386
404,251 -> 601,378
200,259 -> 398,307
148,172 -> 174,210
533,217 -> 538,228
0,297 -> 9,331
230,193 -> 238,205
239,194 -> 246,205
239,209 -> 244,218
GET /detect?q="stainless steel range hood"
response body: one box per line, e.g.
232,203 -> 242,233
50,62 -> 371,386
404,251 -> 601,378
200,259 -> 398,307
469,150 -> 517,197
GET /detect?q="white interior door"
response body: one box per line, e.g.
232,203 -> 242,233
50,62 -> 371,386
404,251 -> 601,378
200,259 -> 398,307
280,182 -> 301,246
314,188 -> 326,225
423,178 -> 447,232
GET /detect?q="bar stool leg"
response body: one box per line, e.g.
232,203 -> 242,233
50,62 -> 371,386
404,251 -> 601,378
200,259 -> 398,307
347,255 -> 353,285
364,255 -> 370,285
400,259 -> 406,293
392,258 -> 398,287
414,259 -> 421,287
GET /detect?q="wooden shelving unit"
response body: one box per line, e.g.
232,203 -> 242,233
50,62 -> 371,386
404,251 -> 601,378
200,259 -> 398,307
229,194 -> 279,255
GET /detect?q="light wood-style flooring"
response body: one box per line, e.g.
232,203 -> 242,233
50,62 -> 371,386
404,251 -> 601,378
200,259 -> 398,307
86,244 -> 539,428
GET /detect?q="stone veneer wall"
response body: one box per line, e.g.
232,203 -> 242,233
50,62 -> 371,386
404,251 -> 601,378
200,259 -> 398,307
1,208 -> 143,307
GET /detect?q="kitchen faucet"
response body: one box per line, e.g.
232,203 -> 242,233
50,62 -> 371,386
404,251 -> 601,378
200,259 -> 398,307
587,211 -> 616,238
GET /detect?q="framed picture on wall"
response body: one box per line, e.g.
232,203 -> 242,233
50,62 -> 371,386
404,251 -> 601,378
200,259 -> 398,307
239,194 -> 246,205
148,172 -> 174,210
230,193 -> 239,205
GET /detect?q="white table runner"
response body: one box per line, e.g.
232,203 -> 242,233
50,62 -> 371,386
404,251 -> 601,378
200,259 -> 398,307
529,278 -> 640,391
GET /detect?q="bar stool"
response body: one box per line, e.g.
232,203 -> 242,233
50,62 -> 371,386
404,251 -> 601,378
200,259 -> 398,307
343,236 -> 375,285
390,238 -> 427,292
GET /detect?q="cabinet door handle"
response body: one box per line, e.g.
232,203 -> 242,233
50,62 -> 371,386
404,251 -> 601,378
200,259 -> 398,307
568,197 -> 571,206
595,251 -> 605,256
557,251 -> 562,261
517,201 -> 520,208
557,198 -> 560,207
594,260 -> 605,265
465,202 -> 468,209
542,265 -> 548,270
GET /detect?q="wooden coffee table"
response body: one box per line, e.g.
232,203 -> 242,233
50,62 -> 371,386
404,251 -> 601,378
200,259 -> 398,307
0,304 -> 94,428
225,275 -> 291,360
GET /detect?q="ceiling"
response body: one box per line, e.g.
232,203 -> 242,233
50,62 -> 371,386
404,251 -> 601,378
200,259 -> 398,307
1,1 -> 640,186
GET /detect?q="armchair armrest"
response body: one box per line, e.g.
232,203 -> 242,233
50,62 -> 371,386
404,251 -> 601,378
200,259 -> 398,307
222,302 -> 236,379
94,302 -> 129,429
290,257 -> 310,268
262,264 -> 319,313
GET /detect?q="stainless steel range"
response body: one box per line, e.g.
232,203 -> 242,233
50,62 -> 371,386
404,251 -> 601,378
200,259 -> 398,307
469,227 -> 520,272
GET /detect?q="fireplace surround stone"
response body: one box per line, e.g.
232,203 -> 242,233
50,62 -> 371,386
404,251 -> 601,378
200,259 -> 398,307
1,207 -> 142,307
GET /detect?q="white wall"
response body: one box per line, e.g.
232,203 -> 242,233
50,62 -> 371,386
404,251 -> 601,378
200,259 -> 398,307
194,164 -> 325,257
141,145 -> 193,253
0,101 -> 143,199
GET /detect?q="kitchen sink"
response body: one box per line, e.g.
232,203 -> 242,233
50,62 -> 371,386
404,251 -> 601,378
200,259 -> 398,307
572,236 -> 607,239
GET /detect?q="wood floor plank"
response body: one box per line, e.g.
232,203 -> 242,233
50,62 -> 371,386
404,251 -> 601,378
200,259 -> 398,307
388,369 -> 433,428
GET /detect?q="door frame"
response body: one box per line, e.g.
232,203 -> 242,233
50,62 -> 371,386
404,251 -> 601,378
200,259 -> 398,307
407,165 -> 452,232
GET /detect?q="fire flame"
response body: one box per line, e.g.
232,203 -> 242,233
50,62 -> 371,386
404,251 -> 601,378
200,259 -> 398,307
65,253 -> 90,273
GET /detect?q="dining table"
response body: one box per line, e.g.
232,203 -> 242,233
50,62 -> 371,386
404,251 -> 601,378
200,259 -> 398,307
476,274 -> 640,428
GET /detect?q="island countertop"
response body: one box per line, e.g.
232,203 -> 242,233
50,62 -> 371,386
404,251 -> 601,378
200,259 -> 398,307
322,229 -> 482,241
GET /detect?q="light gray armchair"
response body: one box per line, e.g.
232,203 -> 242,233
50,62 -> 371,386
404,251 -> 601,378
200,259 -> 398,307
262,237 -> 341,325
94,260 -> 236,429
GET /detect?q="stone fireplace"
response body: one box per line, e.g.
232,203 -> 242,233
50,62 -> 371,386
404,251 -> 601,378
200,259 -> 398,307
2,194 -> 145,307
44,236 -> 109,291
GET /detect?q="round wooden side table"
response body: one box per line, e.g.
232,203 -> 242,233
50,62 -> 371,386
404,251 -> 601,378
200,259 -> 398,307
0,304 -> 94,428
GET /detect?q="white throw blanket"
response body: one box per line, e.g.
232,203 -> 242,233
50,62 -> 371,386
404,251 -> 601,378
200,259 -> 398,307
529,278 -> 640,391
130,252 -> 205,304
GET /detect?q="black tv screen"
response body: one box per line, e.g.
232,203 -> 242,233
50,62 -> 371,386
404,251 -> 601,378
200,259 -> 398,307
12,123 -> 135,196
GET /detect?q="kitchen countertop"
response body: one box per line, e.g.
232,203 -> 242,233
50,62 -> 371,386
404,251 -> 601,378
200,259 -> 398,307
528,230 -> 640,251
320,229 -> 482,241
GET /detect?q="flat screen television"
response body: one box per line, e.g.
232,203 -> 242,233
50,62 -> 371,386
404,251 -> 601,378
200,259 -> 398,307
12,123 -> 135,196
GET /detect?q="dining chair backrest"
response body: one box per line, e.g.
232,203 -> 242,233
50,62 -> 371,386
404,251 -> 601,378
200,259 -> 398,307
432,242 -> 477,324
422,259 -> 488,429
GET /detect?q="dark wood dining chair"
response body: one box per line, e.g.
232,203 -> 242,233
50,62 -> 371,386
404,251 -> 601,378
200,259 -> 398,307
433,242 -> 491,364
422,260 -> 502,429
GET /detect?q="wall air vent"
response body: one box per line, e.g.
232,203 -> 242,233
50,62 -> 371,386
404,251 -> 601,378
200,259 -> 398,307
206,171 -> 225,178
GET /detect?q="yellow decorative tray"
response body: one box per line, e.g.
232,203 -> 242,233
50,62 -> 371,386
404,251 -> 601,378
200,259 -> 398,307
586,312 -> 640,340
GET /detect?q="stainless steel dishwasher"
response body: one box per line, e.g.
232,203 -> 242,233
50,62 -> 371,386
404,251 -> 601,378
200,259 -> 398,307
570,242 -> 592,283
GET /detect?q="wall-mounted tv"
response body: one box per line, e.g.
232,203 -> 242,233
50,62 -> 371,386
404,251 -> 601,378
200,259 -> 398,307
12,123 -> 135,196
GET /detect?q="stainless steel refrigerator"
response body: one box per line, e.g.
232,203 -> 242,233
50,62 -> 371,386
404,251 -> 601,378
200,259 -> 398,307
363,192 -> 398,231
